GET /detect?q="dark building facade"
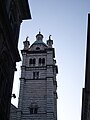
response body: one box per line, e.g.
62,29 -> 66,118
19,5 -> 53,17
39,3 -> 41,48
0,0 -> 31,119
81,14 -> 90,120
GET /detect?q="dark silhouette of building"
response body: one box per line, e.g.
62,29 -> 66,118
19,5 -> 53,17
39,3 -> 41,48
0,0 -> 31,119
81,14 -> 90,120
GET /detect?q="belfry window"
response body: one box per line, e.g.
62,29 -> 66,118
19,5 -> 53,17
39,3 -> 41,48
42,58 -> 45,64
29,58 -> 36,66
30,59 -> 32,64
39,58 -> 41,64
33,58 -> 36,65
39,58 -> 45,65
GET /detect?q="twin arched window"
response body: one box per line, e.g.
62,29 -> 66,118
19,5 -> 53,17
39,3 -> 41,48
29,58 -> 36,65
39,58 -> 45,65
29,58 -> 45,66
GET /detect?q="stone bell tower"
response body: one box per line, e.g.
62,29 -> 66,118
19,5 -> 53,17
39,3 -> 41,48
17,32 -> 58,120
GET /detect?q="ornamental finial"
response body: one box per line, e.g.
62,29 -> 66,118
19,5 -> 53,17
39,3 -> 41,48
39,28 -> 41,34
26,36 -> 29,41
49,35 -> 52,40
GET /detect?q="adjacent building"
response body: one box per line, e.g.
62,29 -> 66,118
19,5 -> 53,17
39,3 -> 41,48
10,32 -> 58,120
81,14 -> 90,120
0,0 -> 31,119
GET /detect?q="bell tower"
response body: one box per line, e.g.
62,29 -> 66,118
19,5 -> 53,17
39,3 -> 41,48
17,32 -> 58,120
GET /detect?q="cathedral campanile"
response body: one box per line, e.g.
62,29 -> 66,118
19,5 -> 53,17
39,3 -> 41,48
17,32 -> 58,120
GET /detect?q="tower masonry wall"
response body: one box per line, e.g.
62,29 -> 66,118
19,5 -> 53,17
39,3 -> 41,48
10,33 -> 58,120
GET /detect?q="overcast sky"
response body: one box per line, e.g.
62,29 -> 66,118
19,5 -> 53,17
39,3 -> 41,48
12,1 -> 90,120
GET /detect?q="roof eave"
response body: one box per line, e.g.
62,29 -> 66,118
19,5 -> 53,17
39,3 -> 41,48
19,0 -> 32,20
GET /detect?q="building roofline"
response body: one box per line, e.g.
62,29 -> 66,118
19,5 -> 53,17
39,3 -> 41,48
19,0 -> 32,20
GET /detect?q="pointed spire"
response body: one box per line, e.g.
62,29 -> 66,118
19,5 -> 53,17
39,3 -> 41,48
23,36 -> 30,50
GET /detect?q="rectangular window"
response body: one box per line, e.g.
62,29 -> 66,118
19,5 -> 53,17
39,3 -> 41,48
30,108 -> 38,114
33,72 -> 39,79
34,108 -> 38,114
37,72 -> 39,79
33,72 -> 35,79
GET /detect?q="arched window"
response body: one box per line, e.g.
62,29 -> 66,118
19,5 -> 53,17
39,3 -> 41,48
42,58 -> 45,64
39,58 -> 41,64
38,58 -> 45,65
29,58 -> 36,66
29,59 -> 32,64
33,58 -> 36,65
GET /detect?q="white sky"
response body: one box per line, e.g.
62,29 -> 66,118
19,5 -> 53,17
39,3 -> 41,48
12,1 -> 90,120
